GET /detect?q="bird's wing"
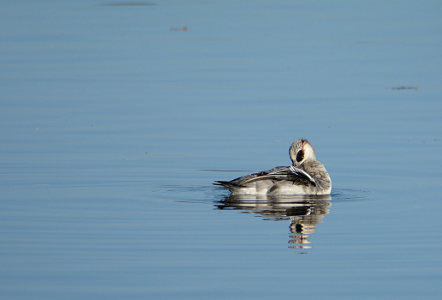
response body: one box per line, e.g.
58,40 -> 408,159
288,165 -> 316,186
233,166 -> 316,186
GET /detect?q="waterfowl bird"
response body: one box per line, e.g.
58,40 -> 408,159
215,139 -> 331,195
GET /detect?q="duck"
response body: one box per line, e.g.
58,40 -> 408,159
215,139 -> 331,195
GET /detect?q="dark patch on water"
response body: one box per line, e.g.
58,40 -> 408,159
99,1 -> 157,6
391,86 -> 418,90
200,169 -> 254,173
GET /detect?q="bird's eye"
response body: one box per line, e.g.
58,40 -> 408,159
296,150 -> 304,162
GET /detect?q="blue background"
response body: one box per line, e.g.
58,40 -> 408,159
1,1 -> 442,299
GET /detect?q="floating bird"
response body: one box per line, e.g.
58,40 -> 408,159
215,139 -> 331,195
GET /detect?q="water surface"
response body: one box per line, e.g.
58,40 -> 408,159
1,0 -> 442,299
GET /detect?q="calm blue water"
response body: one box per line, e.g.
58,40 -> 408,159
1,0 -> 442,299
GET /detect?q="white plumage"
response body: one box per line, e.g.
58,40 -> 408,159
215,139 -> 332,195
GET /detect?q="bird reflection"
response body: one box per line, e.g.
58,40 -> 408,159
216,194 -> 331,250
